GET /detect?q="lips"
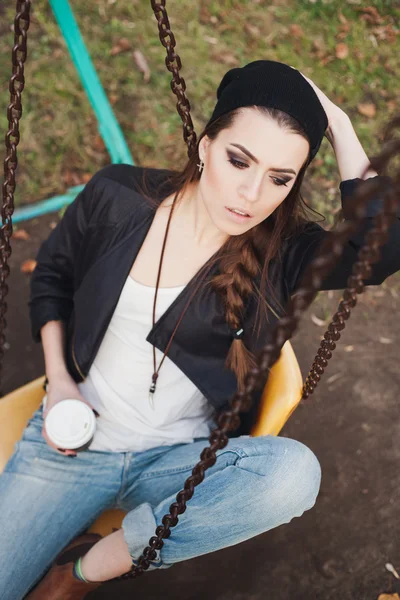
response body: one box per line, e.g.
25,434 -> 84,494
227,207 -> 252,217
225,207 -> 252,221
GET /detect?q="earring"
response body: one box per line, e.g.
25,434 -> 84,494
197,158 -> 204,174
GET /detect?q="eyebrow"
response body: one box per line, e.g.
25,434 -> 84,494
229,143 -> 297,175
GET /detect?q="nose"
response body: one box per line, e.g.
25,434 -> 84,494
240,173 -> 264,205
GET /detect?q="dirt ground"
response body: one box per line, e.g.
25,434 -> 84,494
3,213 -> 400,600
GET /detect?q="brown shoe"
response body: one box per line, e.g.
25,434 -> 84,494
25,532 -> 104,599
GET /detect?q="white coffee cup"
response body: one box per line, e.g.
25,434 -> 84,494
43,397 -> 97,452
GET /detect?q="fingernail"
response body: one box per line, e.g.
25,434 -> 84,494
57,448 -> 77,457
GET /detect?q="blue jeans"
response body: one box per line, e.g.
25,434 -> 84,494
0,404 -> 321,599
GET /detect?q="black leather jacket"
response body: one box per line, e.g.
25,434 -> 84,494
29,164 -> 398,435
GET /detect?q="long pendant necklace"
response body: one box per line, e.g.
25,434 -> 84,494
148,191 -> 217,410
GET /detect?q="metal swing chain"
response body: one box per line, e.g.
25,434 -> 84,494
301,166 -> 399,401
301,130 -> 400,399
110,2 -> 400,581
0,1 -> 31,394
150,0 -> 197,158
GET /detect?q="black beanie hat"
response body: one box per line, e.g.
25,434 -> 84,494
206,60 -> 328,164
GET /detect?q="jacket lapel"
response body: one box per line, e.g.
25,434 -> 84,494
72,199 -> 205,372
73,206 -> 154,366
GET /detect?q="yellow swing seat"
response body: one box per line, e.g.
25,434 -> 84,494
0,340 -> 302,536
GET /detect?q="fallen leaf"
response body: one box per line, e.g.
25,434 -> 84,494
203,35 -> 218,44
13,229 -> 30,240
357,103 -> 376,118
133,49 -> 151,83
354,6 -> 383,26
312,38 -> 327,60
337,22 -> 351,41
52,48 -> 63,60
244,23 -> 260,37
110,38 -> 132,56
81,173 -> 92,184
211,51 -> 239,66
93,135 -> 106,152
199,5 -> 212,25
335,43 -> 349,59
62,170 -> 82,187
379,337 -> 393,344
320,55 -> 336,67
49,221 -> 57,230
344,345 -> 354,352
289,24 -> 304,38
372,24 -> 400,44
327,373 -> 343,384
21,259 -> 37,274
378,594 -> 400,600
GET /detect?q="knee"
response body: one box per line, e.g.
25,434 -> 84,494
249,437 -> 321,522
242,435 -> 321,509
279,438 -> 322,515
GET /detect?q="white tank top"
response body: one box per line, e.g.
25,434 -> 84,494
78,275 -> 216,452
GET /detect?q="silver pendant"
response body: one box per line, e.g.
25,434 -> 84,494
148,391 -> 155,410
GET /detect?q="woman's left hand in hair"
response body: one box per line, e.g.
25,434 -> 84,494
289,66 -> 349,140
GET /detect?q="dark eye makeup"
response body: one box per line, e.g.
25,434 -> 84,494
227,153 -> 292,187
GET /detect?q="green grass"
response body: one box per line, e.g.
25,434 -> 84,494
0,0 -> 399,224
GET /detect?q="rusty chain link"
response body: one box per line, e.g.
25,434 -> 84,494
150,0 -> 197,157
0,1 -> 31,393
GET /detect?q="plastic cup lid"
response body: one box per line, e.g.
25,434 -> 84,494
45,399 -> 96,449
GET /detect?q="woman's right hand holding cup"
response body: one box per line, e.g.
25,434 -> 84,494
42,373 -> 99,457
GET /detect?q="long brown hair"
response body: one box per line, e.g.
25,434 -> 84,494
136,105 -> 324,391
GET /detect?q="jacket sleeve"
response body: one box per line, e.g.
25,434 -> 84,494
285,175 -> 399,295
28,170 -> 104,343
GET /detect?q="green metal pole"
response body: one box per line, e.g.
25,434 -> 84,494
48,0 -> 134,165
13,185 -> 84,224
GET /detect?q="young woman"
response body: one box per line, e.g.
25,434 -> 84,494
0,60 -> 398,600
